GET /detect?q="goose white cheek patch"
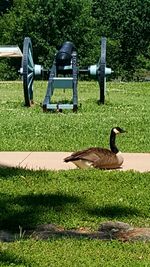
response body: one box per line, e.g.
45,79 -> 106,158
113,128 -> 120,134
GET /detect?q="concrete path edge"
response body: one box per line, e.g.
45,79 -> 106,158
0,152 -> 150,173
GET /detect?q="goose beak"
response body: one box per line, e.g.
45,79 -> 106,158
120,129 -> 126,133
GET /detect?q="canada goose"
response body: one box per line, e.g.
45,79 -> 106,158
64,127 -> 126,169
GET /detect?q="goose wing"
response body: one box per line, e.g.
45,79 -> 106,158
64,147 -> 122,169
92,149 -> 122,169
64,147 -> 101,162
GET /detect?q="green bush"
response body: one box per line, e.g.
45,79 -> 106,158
0,0 -> 149,80
0,59 -> 19,80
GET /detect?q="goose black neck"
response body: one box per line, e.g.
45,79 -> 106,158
110,130 -> 119,154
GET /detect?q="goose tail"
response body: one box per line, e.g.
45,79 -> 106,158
64,155 -> 73,163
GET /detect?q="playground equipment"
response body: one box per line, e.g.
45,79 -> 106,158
19,37 -> 112,111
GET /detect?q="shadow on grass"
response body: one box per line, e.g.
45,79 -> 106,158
87,205 -> 143,219
0,251 -> 31,267
0,166 -> 43,179
0,192 -> 81,232
0,167 -> 145,236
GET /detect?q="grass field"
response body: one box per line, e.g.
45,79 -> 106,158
0,81 -> 150,266
0,81 -> 150,151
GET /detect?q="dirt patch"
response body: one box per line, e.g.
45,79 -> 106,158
1,221 -> 150,242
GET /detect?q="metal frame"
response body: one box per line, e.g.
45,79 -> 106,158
20,36 -> 112,109
43,51 -> 78,112
21,37 -> 34,106
98,37 -> 106,104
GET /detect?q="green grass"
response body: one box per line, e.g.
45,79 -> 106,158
1,168 -> 149,230
0,81 -> 150,266
1,239 -> 150,267
0,168 -> 150,266
0,81 -> 150,151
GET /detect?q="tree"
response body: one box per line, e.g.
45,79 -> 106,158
0,0 -> 149,80
92,0 -> 150,80
0,0 -> 98,80
0,0 -> 13,15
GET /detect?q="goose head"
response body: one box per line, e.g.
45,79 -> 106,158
112,127 -> 126,135
110,127 -> 126,154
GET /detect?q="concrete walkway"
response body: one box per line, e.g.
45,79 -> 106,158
0,152 -> 150,172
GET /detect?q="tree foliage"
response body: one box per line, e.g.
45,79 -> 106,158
0,0 -> 13,15
0,0 -> 150,80
92,0 -> 150,79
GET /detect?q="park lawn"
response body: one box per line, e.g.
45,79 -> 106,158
0,81 -> 150,266
0,167 -> 150,267
0,81 -> 150,151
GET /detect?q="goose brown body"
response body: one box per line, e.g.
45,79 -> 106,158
64,127 -> 125,169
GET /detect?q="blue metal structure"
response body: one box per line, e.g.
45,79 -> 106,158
20,37 -> 112,111
43,42 -> 78,112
